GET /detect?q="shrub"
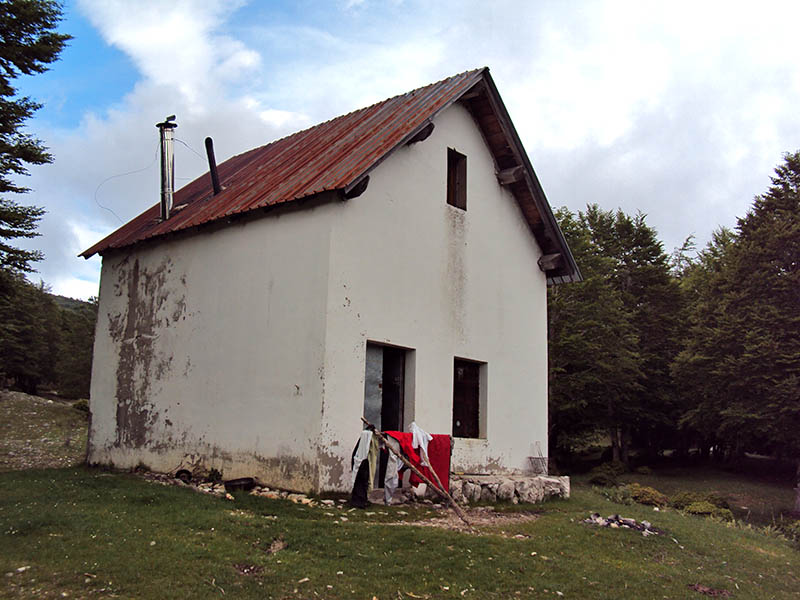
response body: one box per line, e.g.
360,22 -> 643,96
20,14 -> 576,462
713,508 -> 734,521
685,500 -> 715,515
625,483 -> 668,507
600,486 -> 633,505
706,492 -> 731,510
779,520 -> 800,542
72,399 -> 89,413
671,491 -> 730,510
607,461 -> 628,475
589,470 -> 618,487
588,461 -> 627,486
685,500 -> 733,521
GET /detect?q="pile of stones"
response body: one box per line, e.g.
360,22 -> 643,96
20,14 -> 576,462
449,474 -> 570,504
583,512 -> 661,536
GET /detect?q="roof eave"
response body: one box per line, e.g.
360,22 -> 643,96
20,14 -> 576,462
472,71 -> 582,284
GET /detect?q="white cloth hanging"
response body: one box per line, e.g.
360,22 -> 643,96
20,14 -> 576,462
350,430 -> 373,487
409,421 -> 433,465
383,435 -> 402,504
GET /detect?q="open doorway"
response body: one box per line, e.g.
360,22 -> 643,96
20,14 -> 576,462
363,342 -> 413,486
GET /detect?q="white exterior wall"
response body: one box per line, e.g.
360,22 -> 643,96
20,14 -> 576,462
88,202 -> 335,492
319,103 -> 549,490
88,102 -> 550,493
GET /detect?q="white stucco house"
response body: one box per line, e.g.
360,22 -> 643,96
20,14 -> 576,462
81,67 -> 580,493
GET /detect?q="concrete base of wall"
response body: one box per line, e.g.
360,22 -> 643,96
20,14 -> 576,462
450,474 -> 570,504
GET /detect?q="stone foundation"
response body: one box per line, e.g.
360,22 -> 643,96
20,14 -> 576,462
449,474 -> 570,504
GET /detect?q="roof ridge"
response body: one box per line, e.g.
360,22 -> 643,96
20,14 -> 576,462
223,67 -> 486,167
80,67 -> 500,259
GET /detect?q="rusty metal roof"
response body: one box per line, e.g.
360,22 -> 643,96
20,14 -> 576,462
81,67 -> 580,284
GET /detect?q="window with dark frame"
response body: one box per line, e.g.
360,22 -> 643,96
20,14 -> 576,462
447,148 -> 467,210
452,358 -> 480,438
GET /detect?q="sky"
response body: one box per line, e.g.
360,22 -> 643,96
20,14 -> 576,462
12,0 -> 800,299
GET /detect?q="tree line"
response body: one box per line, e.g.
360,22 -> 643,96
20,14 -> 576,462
0,0 -> 91,398
1,1 -> 797,486
548,151 -> 800,479
0,275 -> 96,398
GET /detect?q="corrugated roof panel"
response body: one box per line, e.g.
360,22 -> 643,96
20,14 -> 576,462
80,68 -> 580,285
81,69 -> 484,258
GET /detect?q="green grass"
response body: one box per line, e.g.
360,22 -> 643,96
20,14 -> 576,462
0,391 -> 88,472
2,393 -> 797,598
1,468 -> 798,599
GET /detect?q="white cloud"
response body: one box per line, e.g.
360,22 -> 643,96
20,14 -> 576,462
20,0 -> 800,297
78,0 -> 259,107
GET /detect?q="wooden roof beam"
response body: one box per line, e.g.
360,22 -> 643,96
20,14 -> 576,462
496,165 -> 525,186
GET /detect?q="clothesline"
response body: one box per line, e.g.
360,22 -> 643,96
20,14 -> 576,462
354,417 -> 472,527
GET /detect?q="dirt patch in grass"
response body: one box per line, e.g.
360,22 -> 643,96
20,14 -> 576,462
393,505 -> 539,535
233,563 -> 264,576
688,582 -> 733,597
0,390 -> 88,471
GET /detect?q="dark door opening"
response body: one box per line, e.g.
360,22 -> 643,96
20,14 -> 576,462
364,342 -> 406,486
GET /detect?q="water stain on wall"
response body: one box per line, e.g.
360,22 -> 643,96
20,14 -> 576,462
107,256 -> 187,449
446,207 -> 467,342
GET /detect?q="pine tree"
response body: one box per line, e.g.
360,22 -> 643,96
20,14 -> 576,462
0,0 -> 69,278
55,296 -> 97,398
0,275 -> 60,393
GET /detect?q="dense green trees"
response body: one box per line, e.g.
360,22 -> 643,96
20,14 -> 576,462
673,152 -> 800,499
550,152 -> 800,489
0,276 -> 96,397
548,205 -> 679,466
0,1 -> 89,397
0,0 -> 69,280
548,207 -> 643,464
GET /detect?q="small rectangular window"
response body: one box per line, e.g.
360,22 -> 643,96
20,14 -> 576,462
452,358 -> 483,438
447,148 -> 467,210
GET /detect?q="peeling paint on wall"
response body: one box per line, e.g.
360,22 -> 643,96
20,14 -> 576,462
107,256 -> 186,449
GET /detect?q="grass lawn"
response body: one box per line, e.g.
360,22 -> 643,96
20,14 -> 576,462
1,467 -> 799,599
2,393 -> 798,598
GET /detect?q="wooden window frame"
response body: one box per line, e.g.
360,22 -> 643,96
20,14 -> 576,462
452,357 -> 486,439
447,148 -> 467,210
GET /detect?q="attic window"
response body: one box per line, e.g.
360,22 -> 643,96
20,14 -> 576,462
447,148 -> 467,210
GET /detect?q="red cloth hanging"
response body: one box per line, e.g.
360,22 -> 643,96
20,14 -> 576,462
409,434 -> 451,492
384,431 -> 420,464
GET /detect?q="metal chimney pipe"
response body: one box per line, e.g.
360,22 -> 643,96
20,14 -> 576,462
205,137 -> 221,195
156,115 -> 177,221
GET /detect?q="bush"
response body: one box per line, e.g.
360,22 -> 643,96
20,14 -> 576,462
600,486 -> 633,505
684,500 -> 734,521
625,483 -> 668,507
671,491 -> 730,510
72,399 -> 89,413
779,520 -> 800,542
588,461 -> 627,486
714,508 -> 735,522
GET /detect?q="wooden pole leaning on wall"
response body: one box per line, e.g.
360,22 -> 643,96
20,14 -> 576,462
360,417 -> 472,528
